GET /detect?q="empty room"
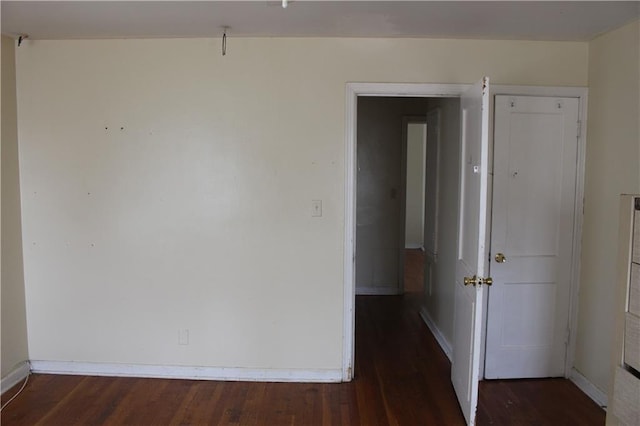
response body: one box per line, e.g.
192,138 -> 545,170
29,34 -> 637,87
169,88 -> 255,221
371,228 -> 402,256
2,1 -> 639,425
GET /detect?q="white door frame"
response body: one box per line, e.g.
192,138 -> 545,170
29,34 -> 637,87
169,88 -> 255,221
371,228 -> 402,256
343,82 -> 470,381
483,85 -> 588,380
343,83 -> 588,383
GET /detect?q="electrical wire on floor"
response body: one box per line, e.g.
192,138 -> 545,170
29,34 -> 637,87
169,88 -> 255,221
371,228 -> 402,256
0,368 -> 30,412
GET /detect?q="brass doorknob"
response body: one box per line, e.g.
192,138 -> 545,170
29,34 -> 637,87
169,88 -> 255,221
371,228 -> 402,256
495,253 -> 506,263
464,276 -> 477,286
482,277 -> 493,286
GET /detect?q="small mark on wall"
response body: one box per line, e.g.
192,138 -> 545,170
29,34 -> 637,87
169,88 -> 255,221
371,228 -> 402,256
103,125 -> 126,132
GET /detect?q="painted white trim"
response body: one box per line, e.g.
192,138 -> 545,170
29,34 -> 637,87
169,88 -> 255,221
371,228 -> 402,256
404,243 -> 424,250
570,368 -> 608,408
1,361 -> 30,395
29,361 -> 342,383
489,85 -> 588,379
343,83 -> 357,382
419,307 -> 453,361
344,82 -> 472,386
492,85 -> 588,98
349,82 -> 471,98
568,91 -> 588,379
356,286 -> 402,295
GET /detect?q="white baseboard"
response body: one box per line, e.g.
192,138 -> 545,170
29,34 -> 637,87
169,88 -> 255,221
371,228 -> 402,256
419,307 -> 452,362
29,360 -> 342,383
569,368 -> 608,408
1,361 -> 31,395
405,244 -> 424,250
356,286 -> 401,295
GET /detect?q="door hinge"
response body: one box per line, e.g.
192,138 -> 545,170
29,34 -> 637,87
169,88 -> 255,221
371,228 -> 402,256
577,120 -> 582,139
565,327 -> 571,346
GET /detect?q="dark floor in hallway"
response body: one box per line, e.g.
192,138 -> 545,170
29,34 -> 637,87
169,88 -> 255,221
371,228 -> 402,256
404,248 -> 425,293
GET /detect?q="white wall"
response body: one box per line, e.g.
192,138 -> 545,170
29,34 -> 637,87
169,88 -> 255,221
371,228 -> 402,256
1,35 -> 30,378
575,19 -> 640,395
405,123 -> 426,249
356,97 -> 430,293
422,98 -> 460,348
15,37 -> 587,373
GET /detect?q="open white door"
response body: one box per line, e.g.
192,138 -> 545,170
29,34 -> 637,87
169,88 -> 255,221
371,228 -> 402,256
451,77 -> 491,425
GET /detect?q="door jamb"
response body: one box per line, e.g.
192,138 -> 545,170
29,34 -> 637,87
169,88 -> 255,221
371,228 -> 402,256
483,85 -> 588,380
343,83 -> 470,381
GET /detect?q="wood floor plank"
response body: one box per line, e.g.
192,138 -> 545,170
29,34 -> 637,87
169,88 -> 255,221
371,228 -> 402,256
1,374 -> 84,425
404,249 -> 425,293
477,378 -> 605,425
99,377 -> 153,425
167,380 -> 201,425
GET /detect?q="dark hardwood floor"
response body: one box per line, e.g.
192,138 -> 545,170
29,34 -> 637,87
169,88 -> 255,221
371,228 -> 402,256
2,254 -> 605,425
478,378 -> 606,425
404,249 -> 425,293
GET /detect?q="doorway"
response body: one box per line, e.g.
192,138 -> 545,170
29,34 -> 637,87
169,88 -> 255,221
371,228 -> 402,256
353,97 -> 454,297
354,97 -> 433,296
404,121 -> 427,252
343,83 -> 470,384
404,109 -> 443,298
348,80 -> 492,425
403,118 -> 427,294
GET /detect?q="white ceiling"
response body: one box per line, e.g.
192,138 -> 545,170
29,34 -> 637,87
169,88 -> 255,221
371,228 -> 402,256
2,1 -> 639,41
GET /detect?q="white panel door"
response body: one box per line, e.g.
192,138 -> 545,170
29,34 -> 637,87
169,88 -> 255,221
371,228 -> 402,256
451,77 -> 491,426
485,95 -> 579,379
